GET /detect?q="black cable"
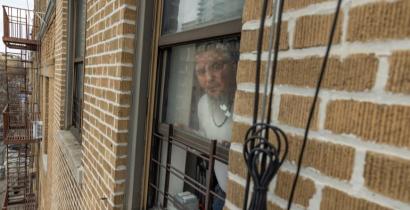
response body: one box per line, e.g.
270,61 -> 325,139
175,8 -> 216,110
243,1 -> 289,209
244,0 -> 270,208
266,0 -> 285,125
286,1 -> 343,209
252,0 -> 269,124
243,123 -> 288,210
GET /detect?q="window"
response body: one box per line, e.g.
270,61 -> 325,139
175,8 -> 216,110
41,77 -> 49,154
147,0 -> 243,209
70,0 -> 85,139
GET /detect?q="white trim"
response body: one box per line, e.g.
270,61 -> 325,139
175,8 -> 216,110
240,39 -> 410,60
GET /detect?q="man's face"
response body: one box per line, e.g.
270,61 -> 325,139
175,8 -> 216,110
195,50 -> 235,98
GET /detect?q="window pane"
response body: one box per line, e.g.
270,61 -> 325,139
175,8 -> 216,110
163,39 -> 239,140
162,0 -> 244,34
73,62 -> 83,129
75,0 -> 85,58
161,38 -> 239,207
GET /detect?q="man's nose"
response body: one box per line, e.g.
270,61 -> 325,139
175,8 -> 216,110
205,66 -> 214,80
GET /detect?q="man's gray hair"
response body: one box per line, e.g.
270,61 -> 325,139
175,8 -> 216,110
195,40 -> 239,61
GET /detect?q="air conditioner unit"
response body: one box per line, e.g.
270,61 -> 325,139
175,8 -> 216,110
33,121 -> 43,139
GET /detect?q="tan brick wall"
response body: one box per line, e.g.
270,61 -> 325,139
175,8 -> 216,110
50,138 -> 82,210
237,54 -> 379,91
294,13 -> 343,49
52,0 -> 69,129
347,0 -> 410,42
276,54 -> 378,91
226,0 -> 410,209
274,171 -> 316,207
37,9 -> 56,210
81,0 -> 136,209
35,0 -> 84,209
278,94 -> 319,130
325,100 -> 410,148
364,152 -> 410,203
285,135 -> 355,180
320,187 -> 392,210
240,23 -> 289,52
386,50 -> 410,94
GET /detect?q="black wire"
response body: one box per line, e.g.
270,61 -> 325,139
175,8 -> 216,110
244,0 -> 270,208
266,0 -> 285,125
252,0 -> 269,125
286,1 -> 343,209
242,1 -> 290,209
243,124 -> 288,210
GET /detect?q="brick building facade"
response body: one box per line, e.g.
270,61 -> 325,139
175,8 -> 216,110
29,0 -> 409,210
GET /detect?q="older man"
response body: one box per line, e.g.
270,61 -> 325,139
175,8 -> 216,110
195,41 -> 238,210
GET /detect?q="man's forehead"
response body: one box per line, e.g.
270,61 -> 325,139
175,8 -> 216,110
196,50 -> 225,61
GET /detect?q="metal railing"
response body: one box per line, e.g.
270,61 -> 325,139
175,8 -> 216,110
2,6 -> 38,51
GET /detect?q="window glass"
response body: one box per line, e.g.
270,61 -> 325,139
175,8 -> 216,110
162,0 -> 244,34
73,62 -> 83,129
159,38 -> 239,209
163,38 -> 239,142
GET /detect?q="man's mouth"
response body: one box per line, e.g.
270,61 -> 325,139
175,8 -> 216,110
207,86 -> 218,92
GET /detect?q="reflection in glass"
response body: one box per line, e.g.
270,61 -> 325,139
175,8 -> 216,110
73,63 -> 83,129
160,38 -> 239,210
162,0 -> 244,34
164,39 -> 239,140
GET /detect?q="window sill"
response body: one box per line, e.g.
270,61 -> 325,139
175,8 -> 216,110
55,130 -> 83,185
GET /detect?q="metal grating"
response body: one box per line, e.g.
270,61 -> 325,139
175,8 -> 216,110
2,6 -> 38,51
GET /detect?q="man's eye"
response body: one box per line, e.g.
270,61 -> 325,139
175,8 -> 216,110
196,69 -> 205,75
211,62 -> 224,70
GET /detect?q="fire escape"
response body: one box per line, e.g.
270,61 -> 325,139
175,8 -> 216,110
2,6 -> 41,210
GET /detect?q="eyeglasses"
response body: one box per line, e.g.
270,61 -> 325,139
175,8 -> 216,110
195,60 -> 230,76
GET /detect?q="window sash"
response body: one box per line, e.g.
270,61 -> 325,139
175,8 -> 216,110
69,0 -> 85,137
71,61 -> 83,140
147,0 -> 242,208
155,47 -> 231,160
158,19 -> 242,47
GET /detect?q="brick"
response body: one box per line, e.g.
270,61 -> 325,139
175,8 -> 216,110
284,0 -> 328,11
386,51 -> 410,94
278,94 -> 319,130
233,91 -> 266,118
276,54 -> 378,91
275,171 -> 316,207
364,152 -> 410,203
347,0 -> 410,42
236,60 -> 267,85
321,187 -> 392,210
228,150 -> 247,178
226,180 -> 245,208
231,121 -> 252,143
240,22 -> 289,52
268,202 -> 284,210
243,0 -> 273,22
325,100 -> 410,148
286,135 -> 355,180
294,13 -> 343,48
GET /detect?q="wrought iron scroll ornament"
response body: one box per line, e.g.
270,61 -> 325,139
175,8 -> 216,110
242,0 -> 343,210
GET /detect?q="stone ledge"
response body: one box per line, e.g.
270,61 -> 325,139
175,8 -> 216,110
55,130 -> 83,185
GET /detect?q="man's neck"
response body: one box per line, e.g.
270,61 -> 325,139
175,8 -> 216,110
208,94 -> 232,110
